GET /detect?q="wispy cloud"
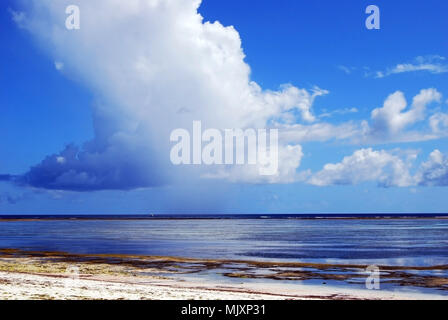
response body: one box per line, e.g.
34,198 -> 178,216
319,107 -> 358,119
8,9 -> 26,29
375,55 -> 448,78
54,61 -> 64,71
0,192 -> 28,205
337,65 -> 355,75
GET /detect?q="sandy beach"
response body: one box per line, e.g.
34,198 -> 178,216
2,270 -> 446,300
0,249 -> 446,300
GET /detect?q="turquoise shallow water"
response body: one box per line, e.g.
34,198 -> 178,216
1,218 -> 448,267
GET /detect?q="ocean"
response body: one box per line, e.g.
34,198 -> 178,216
1,214 -> 448,294
1,214 -> 448,265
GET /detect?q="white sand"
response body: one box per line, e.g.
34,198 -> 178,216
1,271 -> 446,300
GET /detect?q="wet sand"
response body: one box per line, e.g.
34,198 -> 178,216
0,248 -> 447,300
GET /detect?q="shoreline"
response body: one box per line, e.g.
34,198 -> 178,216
0,248 -> 447,300
2,214 -> 448,222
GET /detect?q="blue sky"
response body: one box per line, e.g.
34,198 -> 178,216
1,0 -> 448,214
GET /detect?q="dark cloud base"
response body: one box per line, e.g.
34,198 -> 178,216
3,144 -> 165,192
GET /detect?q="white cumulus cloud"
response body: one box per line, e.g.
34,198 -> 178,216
203,144 -> 304,184
415,150 -> 448,186
12,0 -> 330,189
369,88 -> 442,139
308,148 -> 416,187
8,0 -> 448,193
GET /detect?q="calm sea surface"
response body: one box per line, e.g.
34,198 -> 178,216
1,217 -> 448,267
